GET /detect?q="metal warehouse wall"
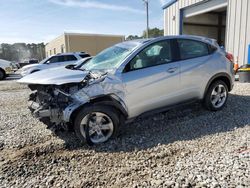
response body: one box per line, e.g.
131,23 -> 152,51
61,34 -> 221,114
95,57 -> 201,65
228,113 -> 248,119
164,0 -> 250,66
226,0 -> 250,66
164,0 -> 204,35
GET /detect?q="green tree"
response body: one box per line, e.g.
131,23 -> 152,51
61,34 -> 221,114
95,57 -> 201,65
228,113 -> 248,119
126,27 -> 164,41
126,35 -> 142,41
0,43 -> 45,62
143,28 -> 164,38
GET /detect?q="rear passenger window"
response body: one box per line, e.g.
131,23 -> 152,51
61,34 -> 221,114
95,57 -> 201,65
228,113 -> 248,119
208,45 -> 218,54
177,39 -> 209,60
59,55 -> 77,62
64,55 -> 77,61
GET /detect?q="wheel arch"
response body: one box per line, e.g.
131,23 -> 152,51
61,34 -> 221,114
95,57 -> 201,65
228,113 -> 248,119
30,69 -> 40,74
204,73 -> 233,99
69,95 -> 128,125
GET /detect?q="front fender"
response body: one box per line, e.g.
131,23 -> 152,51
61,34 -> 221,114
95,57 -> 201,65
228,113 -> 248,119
62,94 -> 128,123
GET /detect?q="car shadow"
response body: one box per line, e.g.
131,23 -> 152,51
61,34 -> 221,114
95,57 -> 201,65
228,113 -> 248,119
55,93 -> 250,152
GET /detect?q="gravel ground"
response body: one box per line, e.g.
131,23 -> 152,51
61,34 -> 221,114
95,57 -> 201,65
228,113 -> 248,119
0,80 -> 249,187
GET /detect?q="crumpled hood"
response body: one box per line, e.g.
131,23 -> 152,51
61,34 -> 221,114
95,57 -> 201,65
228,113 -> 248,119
18,66 -> 89,85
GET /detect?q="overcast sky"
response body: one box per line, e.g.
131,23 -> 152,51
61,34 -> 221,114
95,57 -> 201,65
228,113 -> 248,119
0,0 -> 168,44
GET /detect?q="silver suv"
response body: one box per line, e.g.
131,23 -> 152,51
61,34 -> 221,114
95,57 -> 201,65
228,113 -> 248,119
18,36 -> 234,145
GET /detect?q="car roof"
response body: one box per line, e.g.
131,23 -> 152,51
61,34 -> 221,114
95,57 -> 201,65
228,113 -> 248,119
124,35 -> 216,48
55,52 -> 87,56
151,35 -> 216,45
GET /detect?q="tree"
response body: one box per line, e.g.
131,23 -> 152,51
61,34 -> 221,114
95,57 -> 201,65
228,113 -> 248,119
126,27 -> 164,41
126,35 -> 142,41
0,43 -> 45,62
142,27 -> 164,38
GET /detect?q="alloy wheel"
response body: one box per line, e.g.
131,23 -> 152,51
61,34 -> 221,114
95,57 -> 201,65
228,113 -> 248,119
210,84 -> 227,108
80,112 -> 114,144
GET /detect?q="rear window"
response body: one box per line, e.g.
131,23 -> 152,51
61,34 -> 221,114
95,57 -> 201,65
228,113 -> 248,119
64,55 -> 77,61
58,55 -> 77,62
80,54 -> 90,58
177,39 -> 209,60
208,45 -> 218,54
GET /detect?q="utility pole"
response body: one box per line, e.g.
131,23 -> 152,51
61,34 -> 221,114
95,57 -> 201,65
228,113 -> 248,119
142,0 -> 149,38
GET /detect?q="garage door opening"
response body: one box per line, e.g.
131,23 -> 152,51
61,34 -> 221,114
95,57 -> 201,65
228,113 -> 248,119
181,0 -> 228,47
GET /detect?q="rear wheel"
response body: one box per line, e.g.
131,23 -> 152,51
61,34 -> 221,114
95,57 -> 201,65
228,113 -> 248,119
74,105 -> 120,145
204,80 -> 228,111
0,69 -> 6,80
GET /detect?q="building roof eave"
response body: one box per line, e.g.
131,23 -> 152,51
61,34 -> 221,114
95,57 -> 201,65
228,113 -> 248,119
162,0 -> 177,10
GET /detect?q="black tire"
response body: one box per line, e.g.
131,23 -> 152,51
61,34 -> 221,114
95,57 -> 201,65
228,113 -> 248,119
0,69 -> 6,80
74,105 -> 120,145
203,80 -> 228,111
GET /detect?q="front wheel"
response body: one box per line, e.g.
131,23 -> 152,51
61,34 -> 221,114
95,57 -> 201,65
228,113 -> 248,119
74,105 -> 120,145
0,69 -> 6,80
203,80 -> 228,111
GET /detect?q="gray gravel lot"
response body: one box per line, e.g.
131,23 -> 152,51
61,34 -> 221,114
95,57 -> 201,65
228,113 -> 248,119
0,80 -> 249,187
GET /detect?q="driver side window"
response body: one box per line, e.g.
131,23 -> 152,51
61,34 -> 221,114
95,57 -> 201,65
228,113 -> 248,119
46,56 -> 60,64
124,40 -> 173,72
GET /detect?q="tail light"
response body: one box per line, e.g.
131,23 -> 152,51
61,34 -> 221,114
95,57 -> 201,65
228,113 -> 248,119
226,52 -> 234,63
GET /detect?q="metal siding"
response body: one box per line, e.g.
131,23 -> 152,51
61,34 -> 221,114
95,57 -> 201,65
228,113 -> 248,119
225,0 -> 231,48
246,0 -> 250,64
164,0 -> 205,35
238,0 -> 248,65
233,0 -> 242,62
226,0 -> 250,65
226,0 -> 236,55
163,0 -> 250,65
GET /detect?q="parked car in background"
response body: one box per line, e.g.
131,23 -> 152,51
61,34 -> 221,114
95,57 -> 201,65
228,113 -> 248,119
19,59 -> 39,68
18,35 -> 234,145
0,59 -> 14,80
10,61 -> 21,71
19,52 -> 90,77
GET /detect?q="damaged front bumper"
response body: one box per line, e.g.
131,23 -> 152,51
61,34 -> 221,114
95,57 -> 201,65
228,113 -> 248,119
26,71 -> 127,128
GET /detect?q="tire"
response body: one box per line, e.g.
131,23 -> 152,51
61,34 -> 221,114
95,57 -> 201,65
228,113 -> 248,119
0,69 -> 6,80
203,80 -> 228,111
74,105 -> 120,145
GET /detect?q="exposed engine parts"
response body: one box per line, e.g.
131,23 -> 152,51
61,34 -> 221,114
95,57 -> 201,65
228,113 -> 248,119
27,71 -> 126,129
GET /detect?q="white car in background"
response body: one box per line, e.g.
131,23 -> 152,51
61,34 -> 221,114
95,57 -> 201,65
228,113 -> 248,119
0,59 -> 13,80
19,52 -> 90,77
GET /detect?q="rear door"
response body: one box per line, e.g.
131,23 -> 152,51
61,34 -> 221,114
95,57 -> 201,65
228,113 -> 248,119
176,39 -> 215,100
121,39 -> 181,117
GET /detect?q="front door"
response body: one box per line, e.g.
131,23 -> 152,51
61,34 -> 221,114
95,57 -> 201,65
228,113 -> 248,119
121,40 -> 181,118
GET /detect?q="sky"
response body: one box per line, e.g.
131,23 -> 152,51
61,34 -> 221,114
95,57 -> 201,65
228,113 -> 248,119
0,0 -> 168,44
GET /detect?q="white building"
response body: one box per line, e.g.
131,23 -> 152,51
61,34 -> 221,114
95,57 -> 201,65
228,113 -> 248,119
163,0 -> 250,66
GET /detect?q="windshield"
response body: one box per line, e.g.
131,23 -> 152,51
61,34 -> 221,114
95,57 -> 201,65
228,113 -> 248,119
82,42 -> 139,70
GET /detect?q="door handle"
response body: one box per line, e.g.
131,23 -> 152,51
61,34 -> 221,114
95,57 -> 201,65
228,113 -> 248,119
167,67 -> 178,73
